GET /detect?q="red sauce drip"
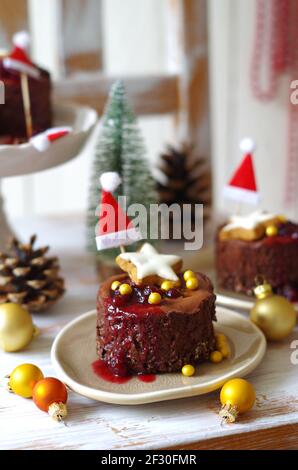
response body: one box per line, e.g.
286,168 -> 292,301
92,360 -> 156,384
264,235 -> 298,246
137,374 -> 156,383
92,360 -> 132,384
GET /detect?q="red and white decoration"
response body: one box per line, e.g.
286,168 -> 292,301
251,0 -> 298,207
3,31 -> 40,79
30,127 -> 72,152
95,172 -> 142,250
224,138 -> 259,205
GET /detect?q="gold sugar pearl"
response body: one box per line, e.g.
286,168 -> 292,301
215,333 -> 227,345
119,283 -> 133,296
186,277 -> 199,290
111,280 -> 121,291
219,344 -> 230,359
266,225 -> 278,237
210,350 -> 223,363
215,333 -> 230,358
183,270 -> 195,281
181,364 -> 195,377
161,280 -> 175,291
148,292 -> 162,305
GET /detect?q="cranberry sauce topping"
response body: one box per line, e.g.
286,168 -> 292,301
137,374 -> 156,383
109,277 -> 183,310
92,359 -> 132,383
264,222 -> 298,245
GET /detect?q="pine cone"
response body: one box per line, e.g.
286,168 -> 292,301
156,143 -> 212,228
0,235 -> 65,312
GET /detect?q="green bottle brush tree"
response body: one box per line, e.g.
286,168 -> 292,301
87,80 -> 157,274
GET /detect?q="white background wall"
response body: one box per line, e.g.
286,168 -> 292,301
2,0 -> 297,220
209,0 -> 297,220
3,0 -> 175,218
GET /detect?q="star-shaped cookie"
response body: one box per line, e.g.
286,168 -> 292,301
220,210 -> 281,241
116,243 -> 182,285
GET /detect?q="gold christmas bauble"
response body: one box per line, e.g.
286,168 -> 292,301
8,363 -> 44,398
219,378 -> 255,423
250,283 -> 296,341
0,303 -> 37,352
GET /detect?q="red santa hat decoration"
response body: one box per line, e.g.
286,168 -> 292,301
30,127 -> 73,152
95,172 -> 142,250
224,138 -> 259,205
3,31 -> 40,79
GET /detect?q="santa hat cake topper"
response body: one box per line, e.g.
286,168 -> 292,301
95,172 -> 142,250
224,138 -> 260,205
3,31 -> 40,79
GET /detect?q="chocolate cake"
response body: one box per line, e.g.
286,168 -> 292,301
96,272 -> 216,376
0,34 -> 52,140
216,215 -> 298,301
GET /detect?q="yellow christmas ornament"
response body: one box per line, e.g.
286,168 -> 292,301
250,279 -> 296,341
219,378 -> 256,423
0,303 -> 39,352
7,363 -> 44,398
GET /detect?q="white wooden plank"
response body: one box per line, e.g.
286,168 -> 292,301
53,74 -> 179,115
62,0 -> 103,74
28,0 -> 63,78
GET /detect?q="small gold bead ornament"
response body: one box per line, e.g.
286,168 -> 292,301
148,292 -> 162,305
119,283 -> 133,296
181,364 -> 195,377
186,277 -> 199,290
210,350 -> 223,363
161,280 -> 174,291
183,270 -> 195,281
265,225 -> 278,237
111,280 -> 121,291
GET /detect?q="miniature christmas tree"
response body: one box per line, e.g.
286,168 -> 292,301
87,80 -> 157,267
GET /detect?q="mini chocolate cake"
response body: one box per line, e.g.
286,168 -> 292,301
96,272 -> 216,376
0,61 -> 52,139
216,219 -> 298,301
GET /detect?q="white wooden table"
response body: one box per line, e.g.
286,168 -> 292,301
1,215 -> 298,450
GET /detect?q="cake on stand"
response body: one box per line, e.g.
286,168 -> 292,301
0,102 -> 97,248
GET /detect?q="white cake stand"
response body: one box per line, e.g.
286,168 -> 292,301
0,102 -> 97,248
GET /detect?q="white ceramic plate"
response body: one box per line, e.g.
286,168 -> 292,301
0,102 -> 97,177
51,307 -> 266,405
216,289 -> 298,313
